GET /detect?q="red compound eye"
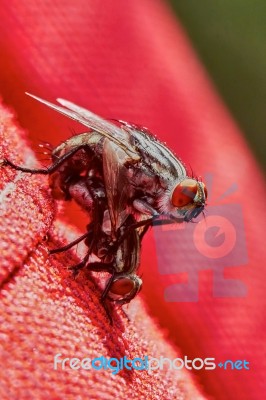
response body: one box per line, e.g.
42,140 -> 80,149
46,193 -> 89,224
110,278 -> 135,296
171,179 -> 198,207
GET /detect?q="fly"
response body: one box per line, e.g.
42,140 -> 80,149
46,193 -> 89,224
2,93 -> 208,322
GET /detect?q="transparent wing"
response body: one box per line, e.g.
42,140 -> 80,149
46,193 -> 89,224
102,138 -> 131,234
26,93 -> 140,162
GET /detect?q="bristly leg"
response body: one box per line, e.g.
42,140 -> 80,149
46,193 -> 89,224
49,231 -> 90,254
69,251 -> 92,277
100,269 -> 117,324
2,144 -> 91,175
66,223 -> 97,276
116,217 -> 155,247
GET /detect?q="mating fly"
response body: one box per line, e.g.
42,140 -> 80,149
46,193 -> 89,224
3,93 -> 207,322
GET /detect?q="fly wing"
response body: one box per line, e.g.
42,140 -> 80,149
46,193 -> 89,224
102,138 -> 131,234
26,93 -> 140,162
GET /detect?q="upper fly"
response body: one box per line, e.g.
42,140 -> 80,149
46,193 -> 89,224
2,93 -> 208,322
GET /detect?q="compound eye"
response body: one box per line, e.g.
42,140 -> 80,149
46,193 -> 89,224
171,179 -> 198,207
109,277 -> 135,298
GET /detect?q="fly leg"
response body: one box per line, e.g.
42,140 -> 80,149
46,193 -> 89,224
49,231 -> 90,254
47,223 -> 95,276
63,178 -> 107,275
68,187 -> 108,277
100,269 -> 117,325
68,224 -> 96,277
132,199 -> 159,216
2,144 -> 92,175
47,178 -> 100,274
116,217 -> 155,247
132,200 -> 183,224
85,262 -> 116,324
116,214 -> 176,247
70,251 -> 92,277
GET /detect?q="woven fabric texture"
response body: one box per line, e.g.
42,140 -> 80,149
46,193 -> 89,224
0,103 -> 205,399
0,1 -> 265,399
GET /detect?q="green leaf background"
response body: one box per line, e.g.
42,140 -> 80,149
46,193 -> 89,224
169,0 -> 266,170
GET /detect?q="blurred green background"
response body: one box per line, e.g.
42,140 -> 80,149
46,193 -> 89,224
169,0 -> 265,170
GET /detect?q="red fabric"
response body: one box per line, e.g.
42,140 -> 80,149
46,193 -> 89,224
0,1 -> 265,399
0,105 -> 205,399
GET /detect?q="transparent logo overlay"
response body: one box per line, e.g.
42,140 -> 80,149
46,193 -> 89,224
53,354 -> 250,374
153,175 -> 248,301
